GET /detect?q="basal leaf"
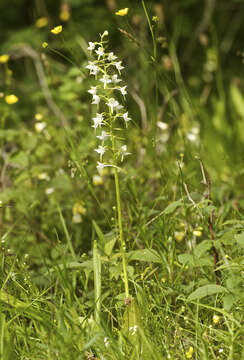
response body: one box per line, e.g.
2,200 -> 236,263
188,284 -> 227,301
127,249 -> 161,263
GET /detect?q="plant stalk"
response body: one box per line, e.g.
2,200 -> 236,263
111,135 -> 129,300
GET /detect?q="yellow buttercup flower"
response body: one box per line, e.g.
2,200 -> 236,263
0,54 -> 9,63
35,113 -> 43,121
50,25 -> 62,35
115,8 -> 129,16
175,231 -> 184,242
185,346 -> 194,359
213,314 -> 220,325
193,230 -> 202,237
5,94 -> 18,104
35,17 -> 48,28
42,42 -> 48,49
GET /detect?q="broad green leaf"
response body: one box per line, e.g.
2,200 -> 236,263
235,233 -> 244,248
9,152 -> 29,167
193,240 -> 212,258
178,253 -> 194,266
216,230 -> 235,246
188,284 -> 227,301
92,220 -> 106,246
104,237 -> 116,256
127,249 -> 161,263
164,199 -> 182,215
223,294 -> 235,311
122,298 -> 142,344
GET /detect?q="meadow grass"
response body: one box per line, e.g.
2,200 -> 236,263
0,3 -> 244,360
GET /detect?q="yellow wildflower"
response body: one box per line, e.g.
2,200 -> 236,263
5,94 -> 18,104
185,346 -> 194,359
213,314 -> 220,325
60,10 -> 70,22
35,113 -> 43,121
0,54 -> 9,63
35,17 -> 48,28
72,202 -> 86,216
42,42 -> 48,49
193,230 -> 202,237
38,173 -> 50,181
175,231 -> 184,242
115,8 -> 129,16
51,25 -> 62,35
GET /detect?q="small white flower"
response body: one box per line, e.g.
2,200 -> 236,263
108,52 -> 117,61
120,145 -> 130,161
92,113 -> 104,130
45,188 -> 55,195
72,213 -> 82,223
86,61 -> 99,76
35,122 -> 46,132
116,104 -> 124,111
88,86 -> 97,95
95,47 -> 104,58
104,337 -> 110,348
129,325 -> 138,336
111,74 -> 122,83
96,131 -> 109,143
187,133 -> 197,142
91,95 -> 100,105
115,61 -> 124,72
95,145 -> 106,160
97,161 -> 106,172
157,121 -> 168,130
100,74 -> 112,88
38,173 -> 50,181
101,30 -> 109,37
87,42 -> 95,51
107,98 -> 119,113
93,175 -> 103,186
119,86 -> 127,96
122,112 -> 131,123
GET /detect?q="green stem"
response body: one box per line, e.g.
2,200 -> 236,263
142,0 -> 158,137
141,0 -> 157,60
111,135 -> 129,300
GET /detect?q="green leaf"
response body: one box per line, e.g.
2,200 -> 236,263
92,220 -> 106,246
193,240 -> 212,258
164,199 -> 182,215
104,237 -> 116,256
223,294 -> 235,311
178,253 -> 194,266
9,151 -> 29,167
188,284 -> 227,301
235,233 -> 244,248
127,249 -> 161,263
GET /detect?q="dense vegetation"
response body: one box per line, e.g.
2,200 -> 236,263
0,1 -> 244,359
